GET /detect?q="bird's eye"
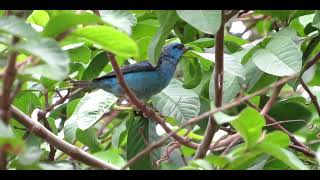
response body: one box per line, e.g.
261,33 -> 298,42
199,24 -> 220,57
176,44 -> 184,50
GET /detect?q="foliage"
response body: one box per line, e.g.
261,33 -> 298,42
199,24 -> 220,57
1,10 -> 320,170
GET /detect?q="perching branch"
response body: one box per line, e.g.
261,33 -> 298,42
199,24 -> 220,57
106,53 -> 200,148
121,76 -> 297,169
8,104 -> 119,170
194,11 -> 225,159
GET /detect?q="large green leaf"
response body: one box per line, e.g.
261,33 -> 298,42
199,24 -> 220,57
176,10 -> 221,35
268,100 -> 312,132
127,116 -> 152,170
42,12 -> 100,38
81,51 -> 109,80
0,15 -> 40,40
148,10 -> 179,65
76,127 -> 101,152
151,80 -> 200,125
13,91 -> 42,116
181,57 -> 203,89
70,89 -> 117,130
93,148 -> 126,167
230,107 -> 266,149
27,10 -> 50,27
209,70 -> 241,104
185,51 -> 246,80
313,10 -> 320,29
99,10 -> 137,35
64,90 -> 117,142
16,38 -> 70,80
72,25 -> 138,58
251,37 -> 302,76
256,131 -> 308,170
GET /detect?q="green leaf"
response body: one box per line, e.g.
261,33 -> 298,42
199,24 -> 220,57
230,107 -> 266,149
0,16 -> 40,40
181,57 -> 203,89
67,45 -> 91,64
251,37 -> 302,76
186,51 -> 246,80
72,25 -> 138,58
209,70 -> 241,104
66,98 -> 81,118
81,51 -> 109,80
64,90 -> 117,142
148,10 -> 179,65
27,10 -> 50,27
127,116 -> 152,170
112,119 -> 128,148
151,80 -> 200,125
132,19 -> 159,40
70,89 -> 117,130
13,91 -> 42,116
42,12 -> 100,38
312,10 -> 320,29
93,148 -> 125,167
16,38 -> 70,81
176,10 -> 221,35
268,101 -> 312,132
256,131 -> 308,170
99,10 -> 137,35
76,127 -> 100,152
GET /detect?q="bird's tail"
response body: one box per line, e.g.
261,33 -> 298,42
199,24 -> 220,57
67,80 -> 93,89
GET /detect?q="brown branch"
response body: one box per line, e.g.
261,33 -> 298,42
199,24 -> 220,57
121,75 -> 297,169
0,36 -> 19,170
194,11 -> 225,159
9,104 -> 119,170
97,110 -> 121,136
1,36 -> 19,124
260,82 -> 284,115
221,135 -> 241,155
302,52 -> 320,74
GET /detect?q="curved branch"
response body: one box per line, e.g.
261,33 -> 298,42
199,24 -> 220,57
9,105 -> 119,170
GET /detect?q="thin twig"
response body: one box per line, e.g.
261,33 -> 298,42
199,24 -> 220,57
260,82 -> 284,115
221,136 -> 241,155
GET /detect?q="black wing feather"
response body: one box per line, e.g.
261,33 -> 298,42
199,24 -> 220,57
93,61 -> 156,81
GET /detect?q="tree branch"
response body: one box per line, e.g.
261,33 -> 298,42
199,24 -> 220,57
260,82 -> 284,115
106,53 -> 200,148
194,11 -> 225,159
0,36 -> 19,170
8,104 -> 119,170
121,76 -> 297,169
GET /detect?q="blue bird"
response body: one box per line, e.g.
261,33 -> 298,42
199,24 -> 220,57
71,43 -> 190,100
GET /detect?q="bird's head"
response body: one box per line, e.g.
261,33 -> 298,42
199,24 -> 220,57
160,43 -> 191,65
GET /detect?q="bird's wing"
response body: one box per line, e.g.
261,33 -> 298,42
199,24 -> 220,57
93,61 -> 156,81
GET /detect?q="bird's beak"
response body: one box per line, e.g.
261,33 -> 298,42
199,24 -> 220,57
182,46 -> 192,53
